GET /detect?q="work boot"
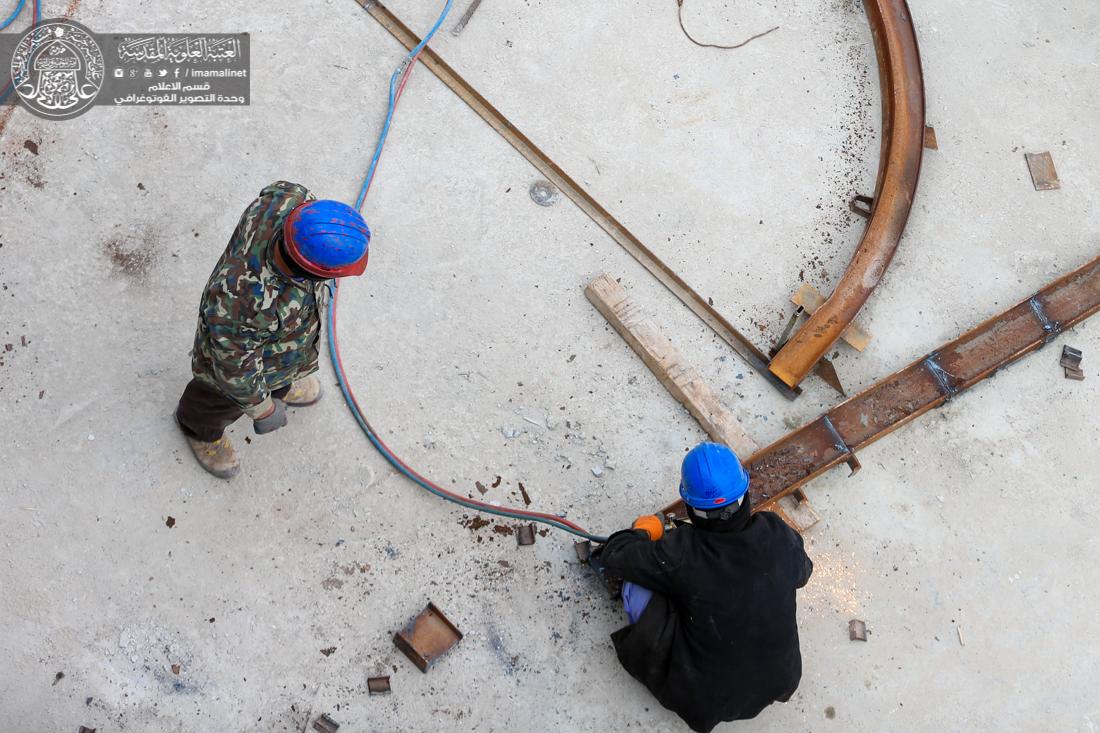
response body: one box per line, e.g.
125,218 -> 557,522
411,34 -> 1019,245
184,434 -> 240,480
283,375 -> 323,407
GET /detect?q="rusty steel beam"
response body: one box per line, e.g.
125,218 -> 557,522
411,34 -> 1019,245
768,0 -> 926,389
664,254 -> 1100,519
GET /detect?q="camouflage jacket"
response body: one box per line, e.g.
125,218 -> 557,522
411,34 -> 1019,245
190,181 -> 328,417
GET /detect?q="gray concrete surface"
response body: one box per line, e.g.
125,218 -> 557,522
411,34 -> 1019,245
1,0 -> 1099,730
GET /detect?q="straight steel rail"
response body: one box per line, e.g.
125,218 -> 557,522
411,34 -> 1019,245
768,0 -> 926,388
355,0 -> 801,400
664,253 -> 1100,518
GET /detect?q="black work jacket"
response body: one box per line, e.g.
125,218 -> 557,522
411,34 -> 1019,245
598,507 -> 813,732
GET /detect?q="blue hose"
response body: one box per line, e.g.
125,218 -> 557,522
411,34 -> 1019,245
326,281 -> 608,542
0,0 -> 26,31
334,0 -> 608,543
355,0 -> 454,210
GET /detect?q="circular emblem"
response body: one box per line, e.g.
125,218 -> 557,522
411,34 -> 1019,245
10,19 -> 104,120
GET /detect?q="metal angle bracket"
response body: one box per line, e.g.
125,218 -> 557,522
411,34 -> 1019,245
313,714 -> 340,733
770,306 -> 806,357
923,350 -> 960,400
367,676 -> 392,695
1029,296 -> 1062,344
821,415 -> 861,477
849,195 -> 875,219
1061,345 -> 1083,369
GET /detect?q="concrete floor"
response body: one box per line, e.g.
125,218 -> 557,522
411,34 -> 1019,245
2,0 -> 1099,730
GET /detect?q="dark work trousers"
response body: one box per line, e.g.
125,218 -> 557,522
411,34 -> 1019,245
176,379 -> 290,442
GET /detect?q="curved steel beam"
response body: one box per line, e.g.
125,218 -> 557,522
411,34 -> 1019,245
769,0 -> 925,389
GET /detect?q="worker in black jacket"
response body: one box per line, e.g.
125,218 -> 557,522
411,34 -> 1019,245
594,442 -> 813,732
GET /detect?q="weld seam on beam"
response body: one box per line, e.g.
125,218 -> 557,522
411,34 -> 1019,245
821,415 -> 851,456
1029,296 -> 1061,343
923,351 -> 959,400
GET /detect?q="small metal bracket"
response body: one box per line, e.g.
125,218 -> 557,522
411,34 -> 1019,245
516,524 -> 536,546
821,415 -> 861,476
849,195 -> 874,219
1029,296 -> 1061,343
367,676 -> 392,695
770,306 -> 805,358
393,602 -> 464,672
313,714 -> 340,733
923,351 -> 960,400
1061,345 -> 1083,370
1061,345 -> 1085,380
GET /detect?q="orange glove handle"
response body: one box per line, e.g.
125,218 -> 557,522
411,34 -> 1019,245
632,514 -> 665,541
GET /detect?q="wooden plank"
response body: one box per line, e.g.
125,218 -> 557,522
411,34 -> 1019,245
585,274 -> 759,457
791,283 -> 873,352
590,273 -> 823,532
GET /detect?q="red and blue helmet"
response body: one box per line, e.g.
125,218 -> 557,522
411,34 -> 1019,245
679,442 -> 749,510
283,200 -> 370,278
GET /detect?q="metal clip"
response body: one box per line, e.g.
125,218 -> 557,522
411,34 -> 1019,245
923,351 -> 959,400
821,415 -> 861,476
313,714 -> 340,733
1061,345 -> 1083,370
1028,296 -> 1061,343
849,195 -> 874,219
769,306 -> 805,358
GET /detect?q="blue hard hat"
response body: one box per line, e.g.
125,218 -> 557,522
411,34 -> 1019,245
679,442 -> 749,509
284,200 -> 371,278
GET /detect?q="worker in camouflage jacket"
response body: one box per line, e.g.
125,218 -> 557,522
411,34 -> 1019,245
593,443 -> 813,733
176,181 -> 371,478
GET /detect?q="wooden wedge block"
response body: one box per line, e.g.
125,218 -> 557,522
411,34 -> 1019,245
773,493 -> 821,533
923,125 -> 939,150
791,283 -> 872,352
